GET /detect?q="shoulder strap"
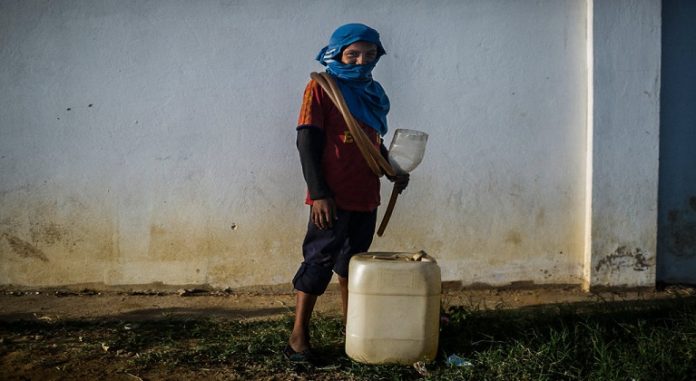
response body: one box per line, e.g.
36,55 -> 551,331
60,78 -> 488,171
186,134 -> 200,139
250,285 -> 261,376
310,72 -> 395,178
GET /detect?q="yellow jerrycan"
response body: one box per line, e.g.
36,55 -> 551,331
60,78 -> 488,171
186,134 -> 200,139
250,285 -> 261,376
345,251 -> 441,364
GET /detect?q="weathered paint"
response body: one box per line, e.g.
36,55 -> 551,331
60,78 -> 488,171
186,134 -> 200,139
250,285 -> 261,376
0,0 -> 658,289
584,0 -> 661,289
661,200 -> 696,260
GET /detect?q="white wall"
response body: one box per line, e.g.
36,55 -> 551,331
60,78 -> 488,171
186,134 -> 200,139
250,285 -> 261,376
0,0 -> 608,288
584,0 -> 661,288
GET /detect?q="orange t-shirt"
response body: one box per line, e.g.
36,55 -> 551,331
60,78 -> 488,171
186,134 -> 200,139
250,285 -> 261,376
297,79 -> 382,212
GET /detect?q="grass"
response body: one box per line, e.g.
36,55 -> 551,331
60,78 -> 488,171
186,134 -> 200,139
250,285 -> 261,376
439,297 -> 696,380
2,297 -> 696,380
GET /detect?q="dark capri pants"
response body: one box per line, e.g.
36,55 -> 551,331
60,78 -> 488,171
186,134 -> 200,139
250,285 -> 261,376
292,208 -> 377,295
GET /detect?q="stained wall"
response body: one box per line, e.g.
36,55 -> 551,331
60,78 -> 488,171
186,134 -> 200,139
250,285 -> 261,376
0,1 -> 658,288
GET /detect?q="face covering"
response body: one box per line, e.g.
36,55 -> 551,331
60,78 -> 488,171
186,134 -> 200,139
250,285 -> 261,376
316,23 -> 390,136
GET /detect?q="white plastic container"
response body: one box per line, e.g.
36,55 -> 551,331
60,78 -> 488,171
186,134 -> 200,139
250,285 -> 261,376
388,129 -> 429,174
345,252 -> 441,364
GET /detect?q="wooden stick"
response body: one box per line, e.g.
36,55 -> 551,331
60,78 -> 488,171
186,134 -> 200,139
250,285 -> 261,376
377,185 -> 399,237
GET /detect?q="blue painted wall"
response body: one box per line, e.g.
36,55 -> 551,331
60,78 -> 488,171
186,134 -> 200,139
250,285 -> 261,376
657,0 -> 696,283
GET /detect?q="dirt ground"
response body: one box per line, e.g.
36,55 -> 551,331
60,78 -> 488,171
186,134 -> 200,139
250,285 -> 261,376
0,283 -> 685,322
1,283 -> 693,380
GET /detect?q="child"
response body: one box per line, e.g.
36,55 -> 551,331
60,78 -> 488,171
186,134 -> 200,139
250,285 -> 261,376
285,23 -> 408,363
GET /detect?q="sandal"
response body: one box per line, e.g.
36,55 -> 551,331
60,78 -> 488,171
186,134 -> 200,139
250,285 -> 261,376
283,344 -> 317,364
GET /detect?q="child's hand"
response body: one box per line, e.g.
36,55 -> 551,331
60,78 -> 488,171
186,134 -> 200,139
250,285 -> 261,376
311,198 -> 337,229
387,173 -> 410,194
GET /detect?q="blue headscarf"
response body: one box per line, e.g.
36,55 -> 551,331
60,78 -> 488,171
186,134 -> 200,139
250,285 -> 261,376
316,23 -> 390,136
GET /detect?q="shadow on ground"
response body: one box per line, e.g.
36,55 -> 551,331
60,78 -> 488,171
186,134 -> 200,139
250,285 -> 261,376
0,305 -> 290,322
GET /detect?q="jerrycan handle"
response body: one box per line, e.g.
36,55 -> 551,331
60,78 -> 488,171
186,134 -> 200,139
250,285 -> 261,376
372,254 -> 401,260
371,251 -> 434,262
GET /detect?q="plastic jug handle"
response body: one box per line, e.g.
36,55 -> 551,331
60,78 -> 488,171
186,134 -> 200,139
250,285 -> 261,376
372,254 -> 401,260
370,251 -> 434,262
